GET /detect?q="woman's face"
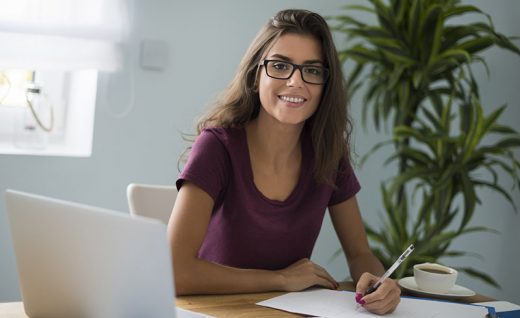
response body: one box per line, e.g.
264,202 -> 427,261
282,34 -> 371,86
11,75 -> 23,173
257,33 -> 325,128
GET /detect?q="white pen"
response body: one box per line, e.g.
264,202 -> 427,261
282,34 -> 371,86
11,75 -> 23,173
364,244 -> 415,295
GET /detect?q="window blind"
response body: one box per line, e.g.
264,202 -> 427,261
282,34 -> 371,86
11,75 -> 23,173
0,0 -> 129,71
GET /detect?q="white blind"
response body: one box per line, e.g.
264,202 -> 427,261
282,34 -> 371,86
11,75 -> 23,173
0,0 -> 129,71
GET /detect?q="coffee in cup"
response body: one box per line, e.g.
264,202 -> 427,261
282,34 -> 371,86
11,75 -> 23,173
413,263 -> 457,294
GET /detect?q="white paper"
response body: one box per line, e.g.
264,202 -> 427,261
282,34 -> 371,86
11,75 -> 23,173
257,289 -> 488,318
177,307 -> 215,318
473,300 -> 520,312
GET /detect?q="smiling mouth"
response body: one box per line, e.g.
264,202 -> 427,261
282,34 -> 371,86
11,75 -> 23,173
279,95 -> 306,103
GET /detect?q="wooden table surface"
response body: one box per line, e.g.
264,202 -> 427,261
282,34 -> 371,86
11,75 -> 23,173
176,281 -> 494,317
0,281 -> 494,317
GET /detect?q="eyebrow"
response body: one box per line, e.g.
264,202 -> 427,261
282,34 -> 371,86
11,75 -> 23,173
269,54 -> 324,65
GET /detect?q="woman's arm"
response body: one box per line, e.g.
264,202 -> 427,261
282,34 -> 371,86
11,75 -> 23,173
328,196 -> 384,281
168,181 -> 338,295
329,196 -> 400,315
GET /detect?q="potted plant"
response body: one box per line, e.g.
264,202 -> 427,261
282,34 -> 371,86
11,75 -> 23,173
331,0 -> 520,286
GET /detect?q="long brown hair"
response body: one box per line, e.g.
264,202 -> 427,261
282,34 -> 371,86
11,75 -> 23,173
191,9 -> 352,184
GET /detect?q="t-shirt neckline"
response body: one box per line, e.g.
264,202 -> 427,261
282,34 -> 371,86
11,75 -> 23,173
241,127 -> 308,206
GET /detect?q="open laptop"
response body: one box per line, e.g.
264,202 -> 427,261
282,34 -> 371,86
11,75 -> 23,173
5,190 -> 209,318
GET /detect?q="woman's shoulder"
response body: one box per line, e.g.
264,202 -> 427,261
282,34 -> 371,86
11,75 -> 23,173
199,126 -> 245,147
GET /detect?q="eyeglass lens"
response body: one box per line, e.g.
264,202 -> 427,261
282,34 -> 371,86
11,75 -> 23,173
264,60 -> 328,84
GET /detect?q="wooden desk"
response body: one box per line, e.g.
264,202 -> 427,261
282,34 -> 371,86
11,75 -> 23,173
177,282 -> 494,317
0,282 -> 494,317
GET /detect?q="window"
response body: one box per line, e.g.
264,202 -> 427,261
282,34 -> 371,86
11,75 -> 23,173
0,70 -> 97,156
0,0 -> 129,156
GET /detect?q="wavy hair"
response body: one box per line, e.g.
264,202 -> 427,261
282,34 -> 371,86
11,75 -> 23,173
190,9 -> 352,185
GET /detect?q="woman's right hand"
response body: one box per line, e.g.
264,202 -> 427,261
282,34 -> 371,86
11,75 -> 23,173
276,258 -> 339,291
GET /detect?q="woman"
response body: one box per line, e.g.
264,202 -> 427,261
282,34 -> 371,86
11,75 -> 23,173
168,9 -> 400,315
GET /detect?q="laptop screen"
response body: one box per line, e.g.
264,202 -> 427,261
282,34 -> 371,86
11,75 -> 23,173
5,190 -> 176,318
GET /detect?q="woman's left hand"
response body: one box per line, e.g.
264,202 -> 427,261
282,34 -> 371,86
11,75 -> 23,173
355,272 -> 401,315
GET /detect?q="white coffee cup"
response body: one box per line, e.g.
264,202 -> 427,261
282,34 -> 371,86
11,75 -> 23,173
413,263 -> 458,294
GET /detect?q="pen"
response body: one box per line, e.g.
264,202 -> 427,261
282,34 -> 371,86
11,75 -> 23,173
364,244 -> 415,295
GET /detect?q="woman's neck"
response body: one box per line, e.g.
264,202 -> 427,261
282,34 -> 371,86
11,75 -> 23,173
245,118 -> 303,171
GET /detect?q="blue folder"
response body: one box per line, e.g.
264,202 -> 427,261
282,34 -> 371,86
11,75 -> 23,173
497,310 -> 520,318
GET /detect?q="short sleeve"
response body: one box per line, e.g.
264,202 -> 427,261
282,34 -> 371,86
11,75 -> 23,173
328,158 -> 361,206
176,129 -> 230,201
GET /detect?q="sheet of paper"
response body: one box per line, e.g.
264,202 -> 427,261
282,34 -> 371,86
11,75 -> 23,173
177,307 -> 215,318
257,289 -> 488,318
473,301 -> 520,312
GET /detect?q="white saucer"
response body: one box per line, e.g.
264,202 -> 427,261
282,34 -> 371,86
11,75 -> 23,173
398,276 -> 476,298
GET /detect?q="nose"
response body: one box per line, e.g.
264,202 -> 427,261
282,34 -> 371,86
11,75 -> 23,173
286,68 -> 304,87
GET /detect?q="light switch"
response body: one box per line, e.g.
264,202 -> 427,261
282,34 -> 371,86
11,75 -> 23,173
140,39 -> 169,71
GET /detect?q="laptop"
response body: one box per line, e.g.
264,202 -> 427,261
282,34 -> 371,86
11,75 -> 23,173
5,190 -> 209,318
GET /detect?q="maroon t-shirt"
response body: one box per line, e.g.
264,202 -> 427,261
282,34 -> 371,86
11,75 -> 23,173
177,127 -> 360,270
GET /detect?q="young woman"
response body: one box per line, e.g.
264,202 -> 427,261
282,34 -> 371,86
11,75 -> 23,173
168,9 -> 401,315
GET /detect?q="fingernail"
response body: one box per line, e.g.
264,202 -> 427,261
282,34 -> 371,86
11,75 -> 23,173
359,299 -> 366,305
355,293 -> 363,303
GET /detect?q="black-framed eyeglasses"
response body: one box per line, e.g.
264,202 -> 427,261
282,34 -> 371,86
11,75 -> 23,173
260,59 -> 329,85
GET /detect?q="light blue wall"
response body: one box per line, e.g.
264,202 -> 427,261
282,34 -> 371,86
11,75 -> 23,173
1,0 -> 519,304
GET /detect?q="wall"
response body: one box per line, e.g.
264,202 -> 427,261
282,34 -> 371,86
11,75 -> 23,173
1,0 -> 519,304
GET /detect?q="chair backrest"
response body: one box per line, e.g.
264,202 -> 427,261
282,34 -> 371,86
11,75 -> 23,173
126,183 -> 177,224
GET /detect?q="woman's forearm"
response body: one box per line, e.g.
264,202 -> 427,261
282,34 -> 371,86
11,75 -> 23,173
347,252 -> 385,283
174,257 -> 283,295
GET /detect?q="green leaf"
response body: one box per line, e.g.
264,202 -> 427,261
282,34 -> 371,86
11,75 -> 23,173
408,0 -> 421,47
442,5 -> 482,19
460,226 -> 499,235
342,45 -> 380,63
427,90 -> 445,116
388,65 -> 406,89
381,184 -> 407,242
481,104 -> 506,136
421,103 -> 445,133
458,267 -> 500,288
462,96 -> 484,162
382,49 -> 416,65
496,137 -> 520,148
456,37 -> 495,55
365,224 -> 388,245
437,48 -> 472,64
394,126 -> 436,152
348,28 -> 393,41
412,70 -> 422,89
389,167 -> 437,196
359,140 -> 393,168
332,15 -> 367,28
395,147 -> 434,166
442,250 -> 469,258
494,33 -> 520,55
422,231 -> 460,250
347,63 -> 365,87
413,193 -> 435,231
342,4 -> 376,14
490,125 -> 518,135
474,180 -> 518,212
370,0 -> 395,36
459,170 -> 477,231
421,4 -> 443,62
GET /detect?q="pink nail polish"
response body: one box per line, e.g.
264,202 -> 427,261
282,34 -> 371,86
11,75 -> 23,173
355,293 -> 363,304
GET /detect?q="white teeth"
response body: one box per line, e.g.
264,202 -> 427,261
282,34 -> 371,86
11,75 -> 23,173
280,95 -> 305,103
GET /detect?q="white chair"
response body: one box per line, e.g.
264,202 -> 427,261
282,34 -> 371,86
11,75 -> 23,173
126,183 -> 177,224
